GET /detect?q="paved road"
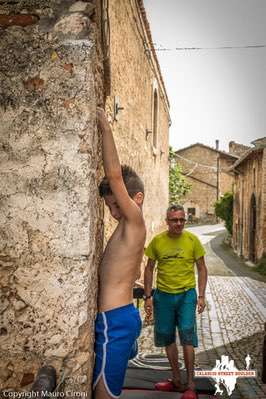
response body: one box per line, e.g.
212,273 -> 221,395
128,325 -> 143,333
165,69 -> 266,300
138,225 -> 266,399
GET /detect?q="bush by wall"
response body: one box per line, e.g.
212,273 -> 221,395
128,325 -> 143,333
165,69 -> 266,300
169,147 -> 191,204
214,192 -> 233,234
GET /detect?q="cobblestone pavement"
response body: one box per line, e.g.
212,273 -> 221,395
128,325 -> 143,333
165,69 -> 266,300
138,226 -> 266,399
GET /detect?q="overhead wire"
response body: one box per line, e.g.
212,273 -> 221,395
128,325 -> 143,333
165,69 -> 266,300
175,153 -> 217,170
150,44 -> 266,52
174,153 -> 233,174
184,162 -> 199,176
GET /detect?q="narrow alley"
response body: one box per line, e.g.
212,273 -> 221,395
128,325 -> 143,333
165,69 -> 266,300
135,225 -> 266,399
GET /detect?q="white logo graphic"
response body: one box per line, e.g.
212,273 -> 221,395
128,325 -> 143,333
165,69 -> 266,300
195,354 -> 256,396
245,354 -> 251,370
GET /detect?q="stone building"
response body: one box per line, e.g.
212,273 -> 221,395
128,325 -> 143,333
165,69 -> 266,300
103,0 -> 170,242
231,138 -> 266,263
0,0 -> 169,395
175,143 -> 238,222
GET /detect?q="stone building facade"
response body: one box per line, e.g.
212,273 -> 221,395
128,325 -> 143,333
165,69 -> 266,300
175,143 -> 238,222
0,0 -> 169,395
103,0 -> 170,243
231,138 -> 266,263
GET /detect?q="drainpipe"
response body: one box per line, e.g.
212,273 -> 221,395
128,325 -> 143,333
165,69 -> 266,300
216,140 -> 220,223
216,139 -> 220,201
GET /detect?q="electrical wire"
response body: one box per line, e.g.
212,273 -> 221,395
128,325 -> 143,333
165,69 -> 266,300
175,153 -> 218,170
150,44 -> 266,52
174,154 -> 233,174
184,162 -> 199,176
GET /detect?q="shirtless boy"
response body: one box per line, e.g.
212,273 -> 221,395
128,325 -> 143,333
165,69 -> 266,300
93,108 -> 146,399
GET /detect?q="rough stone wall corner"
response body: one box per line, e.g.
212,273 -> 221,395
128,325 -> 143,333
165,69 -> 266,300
0,1 -> 103,395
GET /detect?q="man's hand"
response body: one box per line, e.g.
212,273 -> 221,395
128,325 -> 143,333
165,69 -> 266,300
196,256 -> 207,314
197,296 -> 206,313
97,107 -> 110,132
144,259 -> 155,323
144,297 -> 153,322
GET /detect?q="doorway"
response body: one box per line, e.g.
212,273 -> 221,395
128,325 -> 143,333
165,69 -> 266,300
249,193 -> 256,262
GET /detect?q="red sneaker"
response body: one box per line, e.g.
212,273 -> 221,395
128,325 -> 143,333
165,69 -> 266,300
180,389 -> 198,399
155,380 -> 187,392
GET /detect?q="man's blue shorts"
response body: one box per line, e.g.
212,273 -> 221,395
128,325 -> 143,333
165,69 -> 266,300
93,303 -> 141,398
153,288 -> 198,348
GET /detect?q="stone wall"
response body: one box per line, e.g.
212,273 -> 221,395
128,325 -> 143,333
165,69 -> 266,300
103,0 -> 170,246
232,149 -> 265,261
176,145 -> 236,221
0,1 -> 102,395
262,151 -> 266,256
219,155 -> 235,195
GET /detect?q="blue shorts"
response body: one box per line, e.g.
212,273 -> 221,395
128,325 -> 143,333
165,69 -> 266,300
93,304 -> 142,398
153,288 -> 198,348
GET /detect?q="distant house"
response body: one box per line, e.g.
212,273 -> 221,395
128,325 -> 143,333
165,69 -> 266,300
231,137 -> 266,262
175,143 -> 239,222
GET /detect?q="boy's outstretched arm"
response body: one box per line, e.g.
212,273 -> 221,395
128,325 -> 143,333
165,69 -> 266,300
97,107 -> 143,222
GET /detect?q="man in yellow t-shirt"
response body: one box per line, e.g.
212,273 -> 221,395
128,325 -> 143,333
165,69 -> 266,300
144,204 -> 208,393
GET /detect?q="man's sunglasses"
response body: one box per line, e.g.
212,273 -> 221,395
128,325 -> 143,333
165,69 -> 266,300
167,218 -> 186,223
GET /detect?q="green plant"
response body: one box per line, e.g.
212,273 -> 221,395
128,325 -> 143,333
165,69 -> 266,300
214,192 -> 233,234
169,147 -> 191,204
254,254 -> 266,275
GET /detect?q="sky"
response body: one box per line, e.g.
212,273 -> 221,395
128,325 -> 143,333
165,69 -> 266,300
144,0 -> 266,151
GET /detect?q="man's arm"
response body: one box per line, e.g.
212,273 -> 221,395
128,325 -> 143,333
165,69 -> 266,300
97,107 -> 142,222
195,256 -> 208,313
144,258 -> 156,319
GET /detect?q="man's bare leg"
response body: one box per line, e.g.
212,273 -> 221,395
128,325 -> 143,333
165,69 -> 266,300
165,343 -> 186,389
94,377 -> 112,399
183,344 -> 196,390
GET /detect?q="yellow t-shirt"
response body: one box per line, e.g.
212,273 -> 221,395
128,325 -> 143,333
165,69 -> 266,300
145,230 -> 205,293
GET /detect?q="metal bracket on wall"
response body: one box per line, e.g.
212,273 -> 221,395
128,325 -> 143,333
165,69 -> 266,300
114,96 -> 124,121
145,129 -> 152,140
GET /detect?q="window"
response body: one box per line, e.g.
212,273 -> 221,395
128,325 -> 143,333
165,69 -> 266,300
151,79 -> 159,152
188,208 -> 196,216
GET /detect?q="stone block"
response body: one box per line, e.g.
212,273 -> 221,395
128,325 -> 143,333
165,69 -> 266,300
52,13 -> 90,40
0,14 -> 39,28
69,2 -> 95,16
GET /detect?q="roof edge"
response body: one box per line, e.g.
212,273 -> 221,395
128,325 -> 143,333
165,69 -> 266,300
137,0 -> 170,109
175,142 -> 239,159
230,147 -> 264,171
